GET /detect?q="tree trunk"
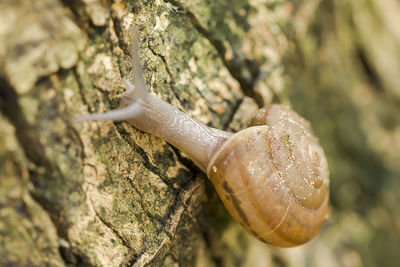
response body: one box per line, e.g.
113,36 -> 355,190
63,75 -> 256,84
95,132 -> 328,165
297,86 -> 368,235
4,0 -> 399,266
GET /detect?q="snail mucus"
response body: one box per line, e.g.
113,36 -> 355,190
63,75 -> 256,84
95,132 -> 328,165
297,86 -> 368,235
76,29 -> 329,248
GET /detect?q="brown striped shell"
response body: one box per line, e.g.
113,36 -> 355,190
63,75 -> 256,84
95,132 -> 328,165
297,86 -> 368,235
206,105 -> 329,247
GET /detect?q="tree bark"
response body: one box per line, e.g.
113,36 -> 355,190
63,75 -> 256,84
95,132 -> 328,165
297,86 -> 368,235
0,0 -> 357,266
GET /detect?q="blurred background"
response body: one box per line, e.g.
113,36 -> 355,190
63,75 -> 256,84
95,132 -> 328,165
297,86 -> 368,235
286,0 -> 400,266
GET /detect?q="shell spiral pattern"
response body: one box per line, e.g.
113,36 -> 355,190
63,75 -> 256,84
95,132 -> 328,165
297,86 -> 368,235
207,105 -> 329,247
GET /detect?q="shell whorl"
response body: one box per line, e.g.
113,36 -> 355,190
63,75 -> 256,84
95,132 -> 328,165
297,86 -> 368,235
207,104 -> 329,247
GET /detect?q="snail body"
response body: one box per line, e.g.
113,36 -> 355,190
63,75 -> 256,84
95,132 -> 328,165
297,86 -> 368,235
76,29 -> 329,247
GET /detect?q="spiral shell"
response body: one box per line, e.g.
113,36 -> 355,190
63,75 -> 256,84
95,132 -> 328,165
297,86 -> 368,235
206,104 -> 329,247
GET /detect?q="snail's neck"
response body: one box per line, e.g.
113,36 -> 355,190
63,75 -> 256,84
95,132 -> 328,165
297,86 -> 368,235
126,93 -> 233,172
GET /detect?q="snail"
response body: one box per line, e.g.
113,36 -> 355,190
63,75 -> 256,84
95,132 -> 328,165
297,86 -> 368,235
75,29 -> 329,247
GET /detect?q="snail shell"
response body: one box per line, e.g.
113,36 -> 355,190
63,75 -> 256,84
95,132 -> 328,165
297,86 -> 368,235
207,105 -> 329,247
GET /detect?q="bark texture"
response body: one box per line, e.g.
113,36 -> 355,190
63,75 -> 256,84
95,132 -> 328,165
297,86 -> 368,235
1,0 -> 399,266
